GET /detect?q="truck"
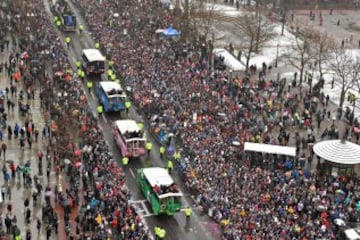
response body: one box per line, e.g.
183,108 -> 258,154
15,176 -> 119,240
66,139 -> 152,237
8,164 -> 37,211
51,0 -> 76,32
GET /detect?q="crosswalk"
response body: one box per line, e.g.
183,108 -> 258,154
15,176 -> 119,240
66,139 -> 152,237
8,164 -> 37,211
129,199 -> 154,217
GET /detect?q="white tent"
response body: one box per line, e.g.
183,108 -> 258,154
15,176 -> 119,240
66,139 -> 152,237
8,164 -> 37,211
313,140 -> 360,165
244,142 -> 296,157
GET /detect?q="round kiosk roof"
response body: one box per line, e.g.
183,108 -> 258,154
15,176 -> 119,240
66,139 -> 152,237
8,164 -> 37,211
313,140 -> 360,165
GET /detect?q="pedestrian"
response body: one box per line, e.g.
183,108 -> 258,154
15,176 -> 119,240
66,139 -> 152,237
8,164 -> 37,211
337,19 -> 340,26
184,206 -> 192,221
14,123 -> 19,138
19,137 -> 25,151
1,184 -> 5,201
46,225 -> 51,240
28,137 -> 32,149
97,105 -> 103,120
37,150 -> 43,163
7,125 -> 12,140
146,141 -> 152,155
1,143 -> 7,160
34,128 -> 39,142
87,80 -> 93,92
36,218 -> 41,234
167,160 -> 173,174
25,229 -> 31,240
159,145 -> 165,159
125,100 -> 131,115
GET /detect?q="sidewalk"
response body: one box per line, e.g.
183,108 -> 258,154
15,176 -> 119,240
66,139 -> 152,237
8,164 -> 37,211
0,37 -> 61,239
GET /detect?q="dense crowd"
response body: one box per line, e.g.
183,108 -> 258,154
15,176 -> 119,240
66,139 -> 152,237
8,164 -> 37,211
0,0 -> 152,239
73,0 -> 360,239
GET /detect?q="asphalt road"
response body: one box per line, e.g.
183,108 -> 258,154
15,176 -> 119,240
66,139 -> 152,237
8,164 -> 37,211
43,0 -> 219,239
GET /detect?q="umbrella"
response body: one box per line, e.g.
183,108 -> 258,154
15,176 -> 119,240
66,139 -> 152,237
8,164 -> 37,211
232,141 -> 240,146
64,75 -> 72,81
75,162 -> 82,168
113,13 -> 119,18
64,159 -> 71,165
354,127 -> 360,133
334,218 -> 346,226
356,201 -> 360,211
54,71 -> 64,77
162,27 -> 181,37
21,52 -> 30,59
335,189 -> 345,195
155,29 -> 165,34
167,146 -> 175,156
316,205 -> 328,212
75,149 -> 82,156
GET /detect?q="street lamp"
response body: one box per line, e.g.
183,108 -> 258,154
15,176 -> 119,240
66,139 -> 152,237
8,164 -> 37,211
275,43 -> 279,68
281,12 -> 286,36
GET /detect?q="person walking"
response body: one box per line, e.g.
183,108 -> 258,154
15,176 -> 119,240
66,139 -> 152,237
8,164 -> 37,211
184,206 -> 192,221
87,80 -> 93,92
79,24 -> 84,34
122,157 -> 129,168
159,145 -> 165,160
97,105 -> 103,120
1,143 -> 7,160
65,36 -> 71,48
145,141 -> 152,155
167,160 -> 173,174
125,100 -> 131,115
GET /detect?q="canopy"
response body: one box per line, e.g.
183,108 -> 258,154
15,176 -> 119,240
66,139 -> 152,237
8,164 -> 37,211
162,27 -> 181,37
244,142 -> 296,157
313,140 -> 360,165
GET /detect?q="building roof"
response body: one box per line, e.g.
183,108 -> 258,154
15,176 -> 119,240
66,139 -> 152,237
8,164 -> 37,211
244,142 -> 296,157
313,140 -> 360,165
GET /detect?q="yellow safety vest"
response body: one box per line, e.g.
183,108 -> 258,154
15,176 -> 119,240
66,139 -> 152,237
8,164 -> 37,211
76,61 -> 81,68
111,74 -> 116,81
137,122 -> 144,130
158,229 -> 166,238
56,20 -> 61,27
80,71 -> 85,78
174,151 -> 180,160
79,24 -> 84,30
122,157 -> 129,165
107,69 -> 113,77
65,37 -> 71,43
97,106 -> 103,113
109,60 -> 114,68
184,207 -> 192,217
125,101 -> 131,109
77,69 -> 82,77
87,81 -> 93,88
167,160 -> 173,170
160,146 -> 165,154
95,42 -> 100,49
146,142 -> 152,151
154,227 -> 160,236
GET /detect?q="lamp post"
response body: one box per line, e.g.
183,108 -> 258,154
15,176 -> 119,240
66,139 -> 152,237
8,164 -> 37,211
275,43 -> 279,68
281,12 -> 286,36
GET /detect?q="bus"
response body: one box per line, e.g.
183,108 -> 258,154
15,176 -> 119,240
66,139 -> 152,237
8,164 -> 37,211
112,120 -> 146,158
96,81 -> 126,112
81,49 -> 105,75
136,167 -> 182,216
51,0 -> 76,31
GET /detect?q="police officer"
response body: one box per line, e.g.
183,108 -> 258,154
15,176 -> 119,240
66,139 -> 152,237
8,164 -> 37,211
167,159 -> 173,174
145,141 -> 152,155
122,157 -> 129,167
125,100 -> 131,115
158,228 -> 166,239
95,42 -> 100,49
79,24 -> 84,34
97,105 -> 103,119
174,151 -> 181,162
56,20 -> 61,28
159,145 -> 165,160
87,80 -> 93,92
137,122 -> 144,131
65,36 -> 71,48
108,60 -> 114,69
75,60 -> 82,69
110,74 -> 116,81
107,69 -> 113,79
77,68 -> 82,78
184,206 -> 192,220
154,226 -> 161,240
79,70 -> 85,82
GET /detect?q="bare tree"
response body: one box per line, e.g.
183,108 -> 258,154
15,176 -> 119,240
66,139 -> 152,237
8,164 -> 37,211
308,29 -> 337,78
328,49 -> 360,108
189,1 -> 217,42
283,34 -> 313,84
232,11 -> 275,71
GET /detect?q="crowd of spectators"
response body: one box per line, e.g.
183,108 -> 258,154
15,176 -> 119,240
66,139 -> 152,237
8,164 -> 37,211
74,0 -> 360,239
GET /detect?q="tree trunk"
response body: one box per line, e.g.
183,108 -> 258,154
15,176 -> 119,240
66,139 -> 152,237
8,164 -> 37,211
339,85 -> 346,108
